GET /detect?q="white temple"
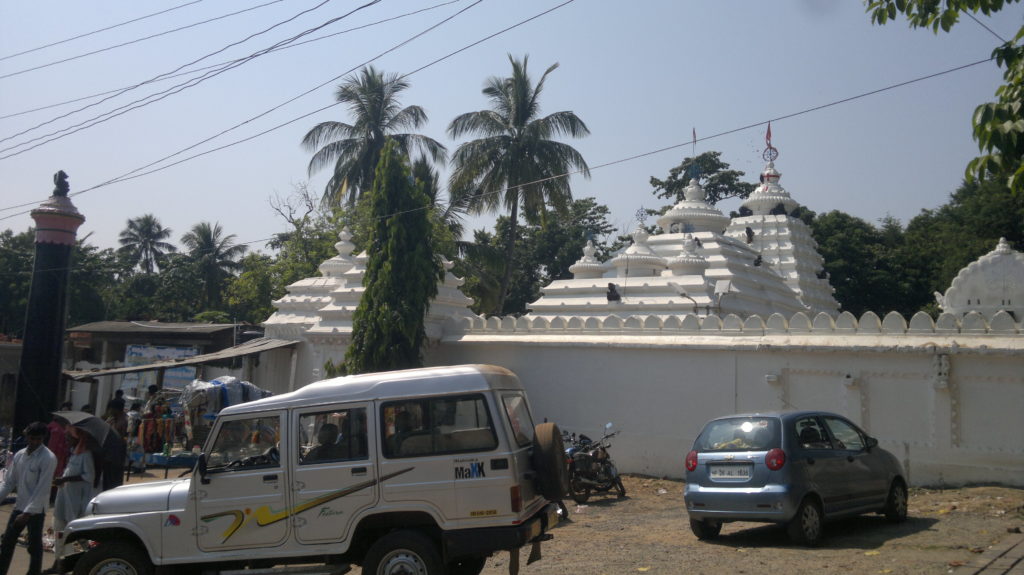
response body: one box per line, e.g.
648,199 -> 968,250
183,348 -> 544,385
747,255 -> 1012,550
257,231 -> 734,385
264,228 -> 475,345
526,152 -> 839,319
934,237 -> 1024,321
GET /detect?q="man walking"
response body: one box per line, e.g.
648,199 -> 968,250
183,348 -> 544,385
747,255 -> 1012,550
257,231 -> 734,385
0,422 -> 58,575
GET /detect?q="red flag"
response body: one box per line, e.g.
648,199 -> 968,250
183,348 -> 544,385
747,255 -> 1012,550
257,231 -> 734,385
766,122 -> 772,147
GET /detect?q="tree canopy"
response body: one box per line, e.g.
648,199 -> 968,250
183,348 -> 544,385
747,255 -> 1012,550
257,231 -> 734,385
302,66 -> 447,207
650,151 -> 756,206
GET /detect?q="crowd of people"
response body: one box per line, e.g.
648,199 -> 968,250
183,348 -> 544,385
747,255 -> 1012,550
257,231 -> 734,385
0,391 -> 133,575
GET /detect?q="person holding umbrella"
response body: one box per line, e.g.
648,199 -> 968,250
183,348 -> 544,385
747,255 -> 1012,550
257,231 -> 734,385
44,426 -> 100,574
0,422 -> 57,575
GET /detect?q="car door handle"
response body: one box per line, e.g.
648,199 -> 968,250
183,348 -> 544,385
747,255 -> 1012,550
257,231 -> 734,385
806,457 -> 815,465
263,474 -> 278,482
847,456 -> 855,463
352,467 -> 367,476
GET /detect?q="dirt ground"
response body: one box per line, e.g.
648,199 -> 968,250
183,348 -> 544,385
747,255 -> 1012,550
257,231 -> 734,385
473,476 -> 1024,575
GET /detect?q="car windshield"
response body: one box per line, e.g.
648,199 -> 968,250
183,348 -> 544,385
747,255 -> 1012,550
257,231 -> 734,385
696,417 -> 779,452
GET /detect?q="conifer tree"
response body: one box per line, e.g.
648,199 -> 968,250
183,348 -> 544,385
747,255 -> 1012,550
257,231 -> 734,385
345,139 -> 442,374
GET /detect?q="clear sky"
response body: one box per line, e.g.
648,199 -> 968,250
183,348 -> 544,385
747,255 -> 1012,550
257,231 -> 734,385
1,1 -> 1021,253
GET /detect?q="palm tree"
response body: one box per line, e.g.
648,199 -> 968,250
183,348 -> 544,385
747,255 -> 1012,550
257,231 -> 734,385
181,222 -> 247,310
118,214 -> 176,274
302,65 -> 447,207
448,54 -> 590,315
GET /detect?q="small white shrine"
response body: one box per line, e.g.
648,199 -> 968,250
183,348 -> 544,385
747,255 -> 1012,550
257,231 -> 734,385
934,237 -> 1024,321
264,228 -> 475,346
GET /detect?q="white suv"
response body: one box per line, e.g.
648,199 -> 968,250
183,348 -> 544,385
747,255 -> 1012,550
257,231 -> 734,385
64,364 -> 566,575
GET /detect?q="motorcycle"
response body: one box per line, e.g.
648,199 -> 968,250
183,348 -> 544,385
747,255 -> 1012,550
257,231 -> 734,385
564,422 -> 626,504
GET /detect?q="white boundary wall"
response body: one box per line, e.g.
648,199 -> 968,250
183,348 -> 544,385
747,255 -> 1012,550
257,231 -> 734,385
428,310 -> 1024,487
251,309 -> 1024,487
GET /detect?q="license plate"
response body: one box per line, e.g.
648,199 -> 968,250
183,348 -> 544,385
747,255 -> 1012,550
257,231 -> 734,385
709,463 -> 751,480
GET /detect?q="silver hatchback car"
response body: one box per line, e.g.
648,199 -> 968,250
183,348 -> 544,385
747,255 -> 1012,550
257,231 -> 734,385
683,411 -> 907,545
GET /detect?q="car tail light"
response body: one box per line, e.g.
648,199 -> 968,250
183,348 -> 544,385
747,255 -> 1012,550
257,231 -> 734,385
510,485 -> 522,513
685,450 -> 698,472
765,448 -> 786,470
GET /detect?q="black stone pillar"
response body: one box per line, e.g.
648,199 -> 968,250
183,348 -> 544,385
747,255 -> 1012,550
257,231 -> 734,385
14,171 -> 84,436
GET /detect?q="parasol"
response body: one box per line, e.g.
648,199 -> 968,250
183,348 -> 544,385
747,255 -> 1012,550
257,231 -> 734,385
52,410 -> 112,445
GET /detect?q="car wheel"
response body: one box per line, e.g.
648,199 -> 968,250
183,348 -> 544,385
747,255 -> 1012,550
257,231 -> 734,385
363,530 -> 443,575
615,477 -> 626,498
787,497 -> 824,546
447,555 -> 487,575
884,481 -> 908,523
689,518 -> 722,540
74,542 -> 153,575
532,422 -> 569,502
569,473 -> 590,504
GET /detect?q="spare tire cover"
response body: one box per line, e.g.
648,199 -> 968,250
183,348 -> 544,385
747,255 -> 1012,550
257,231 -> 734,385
532,422 -> 568,502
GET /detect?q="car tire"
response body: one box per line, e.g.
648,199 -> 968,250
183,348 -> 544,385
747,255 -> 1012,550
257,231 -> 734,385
363,530 -> 444,575
689,518 -> 722,540
74,542 -> 153,575
787,497 -> 824,546
884,480 -> 908,523
532,422 -> 569,502
448,555 -> 487,575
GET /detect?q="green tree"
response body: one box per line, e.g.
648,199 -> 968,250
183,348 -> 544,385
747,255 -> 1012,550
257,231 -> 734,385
152,253 -> 203,321
811,211 -> 905,316
302,66 -> 447,206
898,177 -> 1024,305
268,182 -> 347,289
650,151 -> 757,206
455,198 -> 622,316
68,237 -> 124,327
0,229 -> 35,337
448,54 -> 591,315
345,140 -> 443,374
226,253 -> 277,324
181,222 -> 247,311
117,214 -> 177,274
866,0 -> 1024,194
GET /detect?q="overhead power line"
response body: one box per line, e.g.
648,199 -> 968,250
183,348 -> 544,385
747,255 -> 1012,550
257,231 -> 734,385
0,1 -> 206,63
0,1 -> 461,122
0,11 -> 998,225
0,0 -> 287,81
0,0 -> 376,158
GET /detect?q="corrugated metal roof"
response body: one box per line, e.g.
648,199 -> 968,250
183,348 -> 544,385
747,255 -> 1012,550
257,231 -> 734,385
63,337 -> 298,380
67,321 -> 237,335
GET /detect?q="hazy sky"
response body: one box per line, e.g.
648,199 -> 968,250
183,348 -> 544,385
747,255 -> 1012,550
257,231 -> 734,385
1,1 -> 1021,253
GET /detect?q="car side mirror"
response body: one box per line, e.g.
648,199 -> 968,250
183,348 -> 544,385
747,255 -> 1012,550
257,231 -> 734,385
197,453 -> 210,484
864,436 -> 878,451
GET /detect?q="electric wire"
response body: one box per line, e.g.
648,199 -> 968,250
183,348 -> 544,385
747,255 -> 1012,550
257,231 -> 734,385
0,1 -> 205,63
80,0 -> 484,194
62,0 -> 569,198
0,0 -> 288,81
0,0 -> 352,155
0,0 -> 461,122
965,11 -> 1009,44
0,12 -> 1003,228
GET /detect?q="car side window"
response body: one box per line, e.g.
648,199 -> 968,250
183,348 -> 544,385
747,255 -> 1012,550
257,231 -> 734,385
794,417 -> 832,449
823,416 -> 865,451
206,415 -> 281,470
298,407 -> 368,465
381,394 -> 497,458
